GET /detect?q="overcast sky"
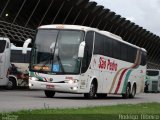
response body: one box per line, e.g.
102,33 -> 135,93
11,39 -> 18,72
93,0 -> 160,36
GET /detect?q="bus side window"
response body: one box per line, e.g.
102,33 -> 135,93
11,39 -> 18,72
121,43 -> 127,61
81,31 -> 94,73
94,32 -> 104,55
127,46 -> 137,63
141,51 -> 147,66
112,40 -> 121,60
11,50 -> 30,63
104,37 -> 112,57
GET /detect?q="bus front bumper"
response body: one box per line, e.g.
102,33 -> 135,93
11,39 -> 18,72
29,80 -> 79,93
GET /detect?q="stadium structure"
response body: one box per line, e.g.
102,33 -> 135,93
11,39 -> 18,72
0,0 -> 160,68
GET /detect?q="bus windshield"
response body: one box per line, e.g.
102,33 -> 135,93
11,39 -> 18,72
147,70 -> 159,76
31,29 -> 84,74
0,40 -> 6,53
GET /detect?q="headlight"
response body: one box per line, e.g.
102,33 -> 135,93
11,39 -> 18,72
29,77 -> 38,81
65,79 -> 78,84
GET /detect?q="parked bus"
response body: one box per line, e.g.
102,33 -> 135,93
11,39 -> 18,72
0,37 -> 31,89
0,37 -> 10,87
145,69 -> 160,92
6,45 -> 31,89
23,25 -> 147,99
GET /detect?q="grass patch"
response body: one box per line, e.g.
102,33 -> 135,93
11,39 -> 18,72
1,103 -> 160,120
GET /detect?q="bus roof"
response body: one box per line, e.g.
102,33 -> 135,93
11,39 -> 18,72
38,24 -> 146,52
38,24 -> 98,31
0,37 -> 10,43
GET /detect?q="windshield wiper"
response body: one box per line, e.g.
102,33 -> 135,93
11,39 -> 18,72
32,45 -> 37,58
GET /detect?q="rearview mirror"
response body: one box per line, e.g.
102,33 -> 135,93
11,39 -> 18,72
22,38 -> 32,54
78,41 -> 86,58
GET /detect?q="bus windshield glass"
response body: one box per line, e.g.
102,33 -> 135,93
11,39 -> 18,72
31,29 -> 84,74
0,40 -> 6,53
147,70 -> 159,76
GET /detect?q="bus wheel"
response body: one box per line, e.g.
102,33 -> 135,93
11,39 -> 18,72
130,84 -> 136,98
6,78 -> 17,90
122,83 -> 131,99
44,90 -> 55,98
97,94 -> 107,99
84,81 -> 97,99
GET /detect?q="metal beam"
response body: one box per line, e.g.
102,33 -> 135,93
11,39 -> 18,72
25,0 -> 41,27
38,0 -> 54,26
12,0 -> 27,24
0,0 -> 10,17
51,1 -> 65,24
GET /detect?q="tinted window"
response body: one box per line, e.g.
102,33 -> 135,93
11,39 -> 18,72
11,50 -> 31,63
82,31 -> 94,73
94,33 -> 105,55
0,40 -> 6,53
93,32 -> 139,64
104,37 -> 112,57
112,40 -> 121,59
147,71 -> 159,76
141,51 -> 147,66
121,43 -> 128,61
85,32 -> 94,57
127,46 -> 137,63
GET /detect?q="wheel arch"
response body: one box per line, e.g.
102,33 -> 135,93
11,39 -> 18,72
127,81 -> 131,88
132,82 -> 137,92
88,76 -> 98,92
8,75 -> 18,86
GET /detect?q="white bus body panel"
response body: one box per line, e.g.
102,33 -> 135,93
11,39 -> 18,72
0,37 -> 10,86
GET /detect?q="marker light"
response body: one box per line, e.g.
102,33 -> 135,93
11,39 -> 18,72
65,79 -> 78,84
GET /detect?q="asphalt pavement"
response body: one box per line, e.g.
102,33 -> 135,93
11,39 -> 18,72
0,89 -> 160,112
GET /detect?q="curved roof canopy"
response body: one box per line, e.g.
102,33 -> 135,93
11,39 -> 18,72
0,0 -> 160,68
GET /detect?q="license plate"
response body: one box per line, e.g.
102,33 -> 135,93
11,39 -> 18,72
46,85 -> 54,89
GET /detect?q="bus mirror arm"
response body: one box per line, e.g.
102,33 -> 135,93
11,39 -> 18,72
22,38 -> 32,54
78,41 -> 86,58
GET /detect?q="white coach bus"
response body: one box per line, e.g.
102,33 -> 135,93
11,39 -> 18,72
23,25 -> 147,99
6,45 -> 31,89
0,37 -> 10,87
0,37 -> 31,89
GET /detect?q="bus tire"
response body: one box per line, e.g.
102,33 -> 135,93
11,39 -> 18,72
44,90 -> 55,98
122,83 -> 131,99
130,84 -> 136,98
97,94 -> 107,99
84,80 -> 97,99
6,77 -> 17,90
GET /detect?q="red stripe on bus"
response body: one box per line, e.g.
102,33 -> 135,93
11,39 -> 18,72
44,77 -> 47,81
115,69 -> 128,94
